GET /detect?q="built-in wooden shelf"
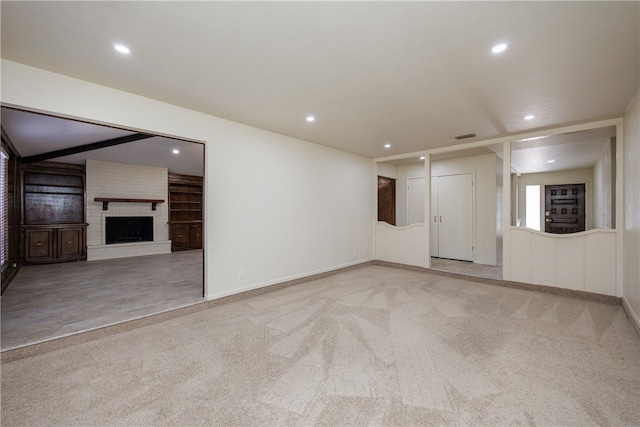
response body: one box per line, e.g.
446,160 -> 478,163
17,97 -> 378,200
94,198 -> 165,211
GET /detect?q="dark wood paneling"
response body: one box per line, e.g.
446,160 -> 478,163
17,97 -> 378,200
25,229 -> 54,262
377,176 -> 396,226
57,227 -> 85,260
21,133 -> 153,164
24,193 -> 84,224
190,223 -> 203,249
21,161 -> 87,264
168,173 -> 203,251
170,223 -> 190,250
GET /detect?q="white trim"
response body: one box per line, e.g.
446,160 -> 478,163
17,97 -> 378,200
205,259 -> 373,301
509,226 -> 616,238
615,122 -> 624,297
373,118 -> 623,164
622,296 -> 640,336
376,221 -> 424,231
424,156 -> 431,268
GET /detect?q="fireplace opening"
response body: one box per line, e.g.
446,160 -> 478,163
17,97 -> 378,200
105,216 -> 153,244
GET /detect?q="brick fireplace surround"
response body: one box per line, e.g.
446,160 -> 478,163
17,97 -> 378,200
86,159 -> 171,261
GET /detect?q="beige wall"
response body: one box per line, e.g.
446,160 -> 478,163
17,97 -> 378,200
623,87 -> 640,327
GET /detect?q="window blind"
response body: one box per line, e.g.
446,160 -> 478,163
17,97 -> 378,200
0,147 -> 8,269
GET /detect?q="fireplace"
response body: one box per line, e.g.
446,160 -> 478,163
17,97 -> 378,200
105,216 -> 153,244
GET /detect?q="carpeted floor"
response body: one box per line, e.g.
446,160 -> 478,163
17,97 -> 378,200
1,265 -> 639,426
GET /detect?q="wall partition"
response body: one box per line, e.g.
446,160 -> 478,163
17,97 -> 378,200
375,118 -> 623,297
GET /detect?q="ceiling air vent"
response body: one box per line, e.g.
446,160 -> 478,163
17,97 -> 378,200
454,133 -> 477,140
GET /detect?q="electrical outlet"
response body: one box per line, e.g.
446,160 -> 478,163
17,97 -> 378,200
237,270 -> 244,280
352,250 -> 357,257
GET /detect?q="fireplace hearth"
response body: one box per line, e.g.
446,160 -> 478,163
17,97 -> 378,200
105,216 -> 153,244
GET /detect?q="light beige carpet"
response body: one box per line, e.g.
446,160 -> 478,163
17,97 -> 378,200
2,265 -> 639,426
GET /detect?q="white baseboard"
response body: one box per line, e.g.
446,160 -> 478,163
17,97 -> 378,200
205,258 -> 373,301
622,296 -> 640,337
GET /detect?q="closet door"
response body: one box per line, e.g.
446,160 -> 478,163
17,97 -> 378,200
430,178 -> 439,256
434,174 -> 473,261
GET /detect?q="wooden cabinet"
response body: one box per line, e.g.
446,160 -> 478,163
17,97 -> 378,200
24,228 -> 54,262
21,162 -> 87,264
168,173 -> 203,251
23,225 -> 86,264
57,226 -> 86,261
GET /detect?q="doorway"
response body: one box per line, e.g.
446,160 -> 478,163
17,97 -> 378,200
545,183 -> 586,233
0,107 -> 205,350
431,173 -> 474,261
378,176 -> 396,226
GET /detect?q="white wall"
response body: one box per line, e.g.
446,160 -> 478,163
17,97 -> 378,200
517,168 -> 594,230
431,153 -> 498,266
496,154 -> 504,264
396,162 -> 424,227
377,162 -> 398,180
593,139 -> 614,229
623,87 -> 640,328
1,60 -> 374,300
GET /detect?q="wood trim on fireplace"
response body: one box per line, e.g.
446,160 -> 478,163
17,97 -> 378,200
94,198 -> 165,211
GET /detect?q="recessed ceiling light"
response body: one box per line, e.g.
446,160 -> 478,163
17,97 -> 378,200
524,115 -> 535,120
492,43 -> 508,53
547,159 -> 556,163
384,143 -> 391,149
419,156 -> 425,160
172,149 -> 180,154
114,44 -> 131,54
306,116 -> 315,122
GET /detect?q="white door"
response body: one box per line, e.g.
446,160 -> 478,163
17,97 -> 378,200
407,176 -> 425,225
433,174 -> 474,261
430,178 -> 439,256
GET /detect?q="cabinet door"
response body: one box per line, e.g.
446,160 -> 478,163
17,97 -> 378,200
57,227 -> 85,261
171,224 -> 190,251
190,223 -> 202,249
25,229 -> 54,262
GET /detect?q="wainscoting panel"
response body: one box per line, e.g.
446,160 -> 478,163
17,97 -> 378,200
585,231 -> 616,295
375,222 -> 425,267
531,233 -> 556,286
556,237 -> 585,290
510,227 -> 616,296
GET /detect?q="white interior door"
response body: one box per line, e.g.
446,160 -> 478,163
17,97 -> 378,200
430,178 -> 439,256
407,176 -> 425,225
435,173 -> 474,261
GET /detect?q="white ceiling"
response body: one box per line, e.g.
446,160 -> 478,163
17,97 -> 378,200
1,107 -> 204,176
1,1 -> 638,164
510,126 -> 616,174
